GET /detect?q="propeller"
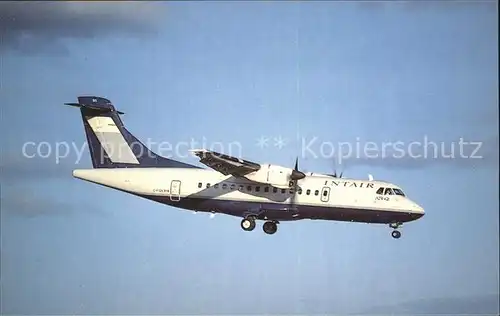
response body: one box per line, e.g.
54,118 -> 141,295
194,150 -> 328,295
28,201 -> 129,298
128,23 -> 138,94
330,170 -> 344,178
290,157 -> 306,181
327,157 -> 345,178
288,157 -> 304,210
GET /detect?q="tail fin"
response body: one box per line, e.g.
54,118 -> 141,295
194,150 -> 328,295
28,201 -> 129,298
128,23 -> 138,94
66,96 -> 199,169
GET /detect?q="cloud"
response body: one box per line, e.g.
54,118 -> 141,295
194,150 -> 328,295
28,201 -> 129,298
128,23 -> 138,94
0,2 -> 167,53
1,153 -> 85,181
0,153 -> 105,217
355,1 -> 495,12
0,153 -> 106,218
0,187 -> 105,218
364,294 -> 499,315
1,189 -> 72,218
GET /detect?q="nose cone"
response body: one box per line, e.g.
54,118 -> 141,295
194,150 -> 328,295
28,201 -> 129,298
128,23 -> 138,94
413,203 -> 425,216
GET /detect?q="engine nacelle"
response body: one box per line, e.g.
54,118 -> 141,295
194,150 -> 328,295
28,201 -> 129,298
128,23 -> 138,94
243,164 -> 300,188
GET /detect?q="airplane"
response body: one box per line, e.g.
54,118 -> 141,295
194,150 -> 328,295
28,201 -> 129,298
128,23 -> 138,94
67,96 -> 425,239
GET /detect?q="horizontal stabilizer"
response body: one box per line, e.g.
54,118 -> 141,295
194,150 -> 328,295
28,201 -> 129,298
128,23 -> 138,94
64,96 -> 124,114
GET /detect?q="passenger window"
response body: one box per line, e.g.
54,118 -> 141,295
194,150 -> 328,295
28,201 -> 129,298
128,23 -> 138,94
230,184 -> 235,190
198,182 -> 202,188
376,187 -> 384,195
214,184 -> 219,189
239,185 -> 244,191
289,189 -> 294,194
247,186 -> 252,192
222,184 -> 227,189
298,188 -> 302,194
273,187 -> 278,193
306,189 -> 311,195
256,186 -> 260,192
264,186 -> 269,193
314,190 -> 319,196
323,190 -> 328,196
281,189 -> 286,194
206,183 -> 211,188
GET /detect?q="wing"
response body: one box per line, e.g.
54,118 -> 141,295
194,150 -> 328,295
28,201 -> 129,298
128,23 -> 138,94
190,149 -> 261,176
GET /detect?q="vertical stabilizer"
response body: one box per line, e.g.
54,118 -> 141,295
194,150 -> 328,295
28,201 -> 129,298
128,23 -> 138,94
66,96 -> 199,169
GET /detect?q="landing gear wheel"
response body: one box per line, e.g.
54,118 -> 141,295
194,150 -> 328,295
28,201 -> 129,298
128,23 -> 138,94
263,221 -> 278,235
241,217 -> 256,231
391,230 -> 401,239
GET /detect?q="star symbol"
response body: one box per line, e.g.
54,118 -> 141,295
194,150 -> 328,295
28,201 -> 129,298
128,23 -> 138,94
274,136 -> 287,149
256,136 -> 269,149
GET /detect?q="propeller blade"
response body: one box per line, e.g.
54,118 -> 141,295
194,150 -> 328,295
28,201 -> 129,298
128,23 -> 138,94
290,157 -> 305,180
288,156 -> 303,210
368,174 -> 373,181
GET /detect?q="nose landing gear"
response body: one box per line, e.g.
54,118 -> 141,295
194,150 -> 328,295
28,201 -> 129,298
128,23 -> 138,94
389,223 -> 402,239
391,230 -> 401,239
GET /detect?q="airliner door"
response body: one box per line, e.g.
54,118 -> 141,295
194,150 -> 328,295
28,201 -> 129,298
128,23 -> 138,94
321,187 -> 330,202
170,180 -> 181,201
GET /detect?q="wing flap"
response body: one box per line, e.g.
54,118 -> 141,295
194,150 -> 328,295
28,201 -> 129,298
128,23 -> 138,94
190,149 -> 261,176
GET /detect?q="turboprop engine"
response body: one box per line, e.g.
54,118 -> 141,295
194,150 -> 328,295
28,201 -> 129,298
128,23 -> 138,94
243,163 -> 305,188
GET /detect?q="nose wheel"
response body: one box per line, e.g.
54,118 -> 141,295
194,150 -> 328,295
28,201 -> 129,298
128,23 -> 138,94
391,230 -> 401,239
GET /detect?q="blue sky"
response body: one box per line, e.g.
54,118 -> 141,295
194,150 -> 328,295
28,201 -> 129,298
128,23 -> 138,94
1,1 -> 498,314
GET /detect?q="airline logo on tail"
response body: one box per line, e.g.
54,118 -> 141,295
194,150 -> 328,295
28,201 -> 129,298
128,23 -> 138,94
85,116 -> 139,165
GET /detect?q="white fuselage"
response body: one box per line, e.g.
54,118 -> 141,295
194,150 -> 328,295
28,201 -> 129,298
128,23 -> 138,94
73,168 -> 425,224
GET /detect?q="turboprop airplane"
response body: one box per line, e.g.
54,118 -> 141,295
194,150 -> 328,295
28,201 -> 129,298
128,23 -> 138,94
67,96 -> 424,239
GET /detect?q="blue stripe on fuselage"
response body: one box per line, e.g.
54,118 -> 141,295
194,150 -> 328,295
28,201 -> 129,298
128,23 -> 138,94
137,194 -> 423,223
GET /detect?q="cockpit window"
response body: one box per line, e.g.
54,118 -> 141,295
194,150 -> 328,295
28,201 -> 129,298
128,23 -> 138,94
377,187 -> 406,196
393,188 -> 405,196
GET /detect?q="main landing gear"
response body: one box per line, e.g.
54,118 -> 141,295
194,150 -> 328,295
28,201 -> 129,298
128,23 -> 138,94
240,216 -> 256,231
389,223 -> 402,239
262,221 -> 278,235
240,216 -> 278,235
